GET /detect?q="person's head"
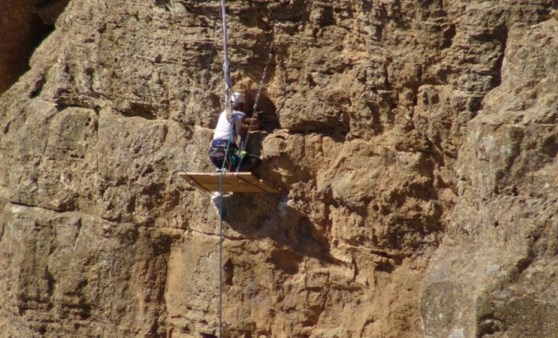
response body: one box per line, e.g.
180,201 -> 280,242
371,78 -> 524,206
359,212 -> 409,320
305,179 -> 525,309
230,92 -> 245,111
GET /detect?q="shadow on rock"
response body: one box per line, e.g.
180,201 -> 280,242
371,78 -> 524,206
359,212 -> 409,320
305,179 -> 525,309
216,193 -> 340,265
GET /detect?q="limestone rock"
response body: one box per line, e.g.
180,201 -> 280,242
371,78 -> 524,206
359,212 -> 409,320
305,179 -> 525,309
0,0 -> 69,93
0,0 -> 556,337
420,17 -> 558,338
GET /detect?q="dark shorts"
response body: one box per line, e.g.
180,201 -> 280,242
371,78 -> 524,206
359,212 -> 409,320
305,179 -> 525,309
208,139 -> 261,172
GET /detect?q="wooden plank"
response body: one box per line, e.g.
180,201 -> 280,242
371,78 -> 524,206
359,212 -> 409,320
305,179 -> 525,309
178,172 -> 279,193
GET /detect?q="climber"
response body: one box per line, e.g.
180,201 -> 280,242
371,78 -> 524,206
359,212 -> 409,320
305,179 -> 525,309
208,92 -> 262,172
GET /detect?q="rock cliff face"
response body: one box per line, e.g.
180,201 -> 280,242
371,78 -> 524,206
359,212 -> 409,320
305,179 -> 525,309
0,0 -> 69,93
0,1 -> 556,337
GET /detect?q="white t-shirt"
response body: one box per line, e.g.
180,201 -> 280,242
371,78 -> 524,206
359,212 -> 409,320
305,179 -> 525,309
212,109 -> 245,141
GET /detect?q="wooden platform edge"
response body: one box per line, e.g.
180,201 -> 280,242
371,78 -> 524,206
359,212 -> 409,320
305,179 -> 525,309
178,172 -> 279,193
178,172 -> 213,193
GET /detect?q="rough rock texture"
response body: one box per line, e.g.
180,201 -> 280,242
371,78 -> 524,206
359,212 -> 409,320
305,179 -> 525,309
420,16 -> 558,338
0,0 -> 69,94
0,0 -> 556,337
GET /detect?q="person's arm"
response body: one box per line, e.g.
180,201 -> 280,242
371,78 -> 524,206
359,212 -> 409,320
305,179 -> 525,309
232,112 -> 245,145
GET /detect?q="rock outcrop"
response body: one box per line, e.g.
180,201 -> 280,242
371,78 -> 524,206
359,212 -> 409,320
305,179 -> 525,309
0,1 -> 556,337
420,17 -> 558,338
0,0 -> 69,93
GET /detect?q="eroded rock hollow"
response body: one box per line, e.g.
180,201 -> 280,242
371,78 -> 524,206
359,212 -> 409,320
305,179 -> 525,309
0,1 -> 557,337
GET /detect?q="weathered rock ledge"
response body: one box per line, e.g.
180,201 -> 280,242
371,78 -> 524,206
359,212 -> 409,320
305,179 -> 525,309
0,1 -> 556,337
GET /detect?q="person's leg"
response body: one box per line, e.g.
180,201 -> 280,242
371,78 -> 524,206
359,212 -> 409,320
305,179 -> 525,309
237,153 -> 261,172
210,155 -> 224,169
209,146 -> 226,169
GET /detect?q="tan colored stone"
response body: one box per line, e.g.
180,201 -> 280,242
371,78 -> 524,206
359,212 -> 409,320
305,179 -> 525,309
0,0 -> 556,337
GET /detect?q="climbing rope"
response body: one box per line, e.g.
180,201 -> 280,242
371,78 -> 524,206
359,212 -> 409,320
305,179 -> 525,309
218,1 -> 230,337
216,2 -> 274,335
220,0 -> 233,120
235,40 -> 275,172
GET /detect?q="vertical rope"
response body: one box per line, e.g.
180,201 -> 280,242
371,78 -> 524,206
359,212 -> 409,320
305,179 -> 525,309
218,168 -> 224,338
235,41 -> 274,172
220,0 -> 233,119
218,1 -> 231,337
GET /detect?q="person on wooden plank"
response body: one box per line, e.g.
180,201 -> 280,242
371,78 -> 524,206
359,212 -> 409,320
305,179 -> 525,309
209,92 -> 262,172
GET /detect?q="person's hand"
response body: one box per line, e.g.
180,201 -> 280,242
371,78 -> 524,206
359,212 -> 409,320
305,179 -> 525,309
243,116 -> 260,130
